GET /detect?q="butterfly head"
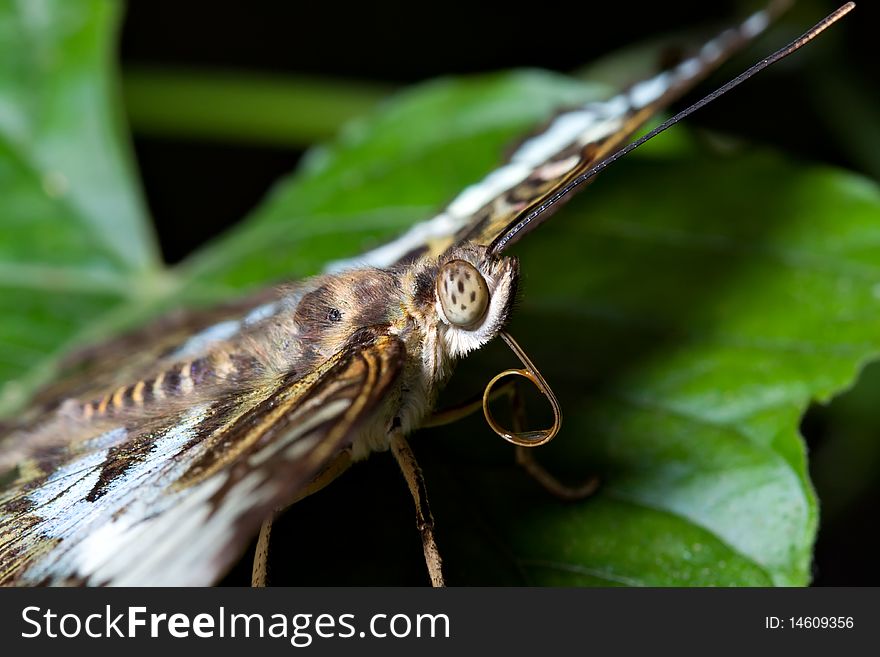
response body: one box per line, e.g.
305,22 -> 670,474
432,244 -> 518,358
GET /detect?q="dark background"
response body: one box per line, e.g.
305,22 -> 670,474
118,1 -> 879,585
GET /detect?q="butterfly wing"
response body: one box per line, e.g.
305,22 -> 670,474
12,288 -> 281,428
0,330 -> 404,585
326,1 -> 788,272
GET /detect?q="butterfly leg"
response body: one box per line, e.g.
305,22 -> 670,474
252,516 -> 275,587
420,378 -> 516,428
423,382 -> 597,501
425,381 -> 598,501
390,429 -> 445,587
251,448 -> 353,587
508,386 -> 599,501
514,447 -> 599,501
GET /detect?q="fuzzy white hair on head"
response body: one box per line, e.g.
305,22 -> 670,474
435,246 -> 518,358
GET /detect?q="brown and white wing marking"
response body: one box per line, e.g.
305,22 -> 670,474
0,331 -> 404,586
16,287 -> 283,424
325,1 -> 788,272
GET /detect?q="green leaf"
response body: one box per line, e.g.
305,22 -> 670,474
431,153 -> 880,586
0,0 -> 160,413
2,0 -> 880,587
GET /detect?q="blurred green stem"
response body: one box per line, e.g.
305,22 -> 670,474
122,67 -> 394,147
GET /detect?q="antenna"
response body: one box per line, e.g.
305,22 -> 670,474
490,2 -> 856,255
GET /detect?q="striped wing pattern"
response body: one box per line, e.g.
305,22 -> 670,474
9,291 -> 279,429
0,333 -> 403,585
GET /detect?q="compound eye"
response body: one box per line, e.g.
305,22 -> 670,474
436,260 -> 489,327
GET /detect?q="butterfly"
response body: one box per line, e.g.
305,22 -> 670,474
0,1 -> 853,586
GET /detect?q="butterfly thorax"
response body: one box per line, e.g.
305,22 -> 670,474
281,243 -> 519,458
371,244 -> 519,456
